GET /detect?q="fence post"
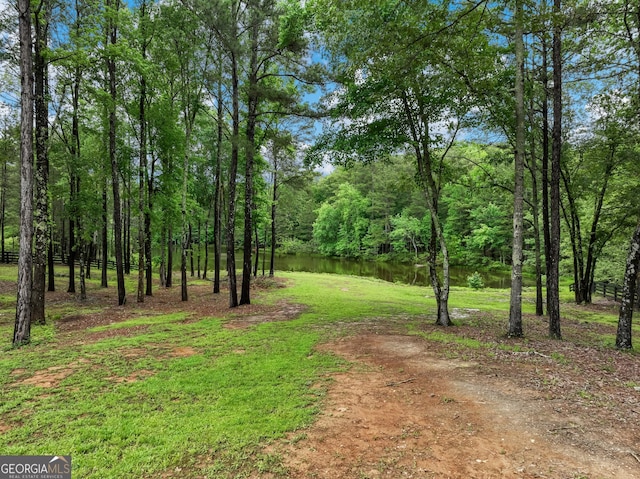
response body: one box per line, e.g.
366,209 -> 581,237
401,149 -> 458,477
603,282 -> 607,298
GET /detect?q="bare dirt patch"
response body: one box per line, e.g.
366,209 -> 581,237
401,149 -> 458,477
53,276 -> 291,335
18,365 -> 76,388
224,302 -> 306,329
276,334 -> 639,479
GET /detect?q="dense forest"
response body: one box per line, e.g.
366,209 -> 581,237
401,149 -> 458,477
1,0 -> 640,347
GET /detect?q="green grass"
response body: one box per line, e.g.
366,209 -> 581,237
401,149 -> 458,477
0,269 -> 635,478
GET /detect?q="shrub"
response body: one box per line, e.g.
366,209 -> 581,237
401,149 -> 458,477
467,271 -> 485,289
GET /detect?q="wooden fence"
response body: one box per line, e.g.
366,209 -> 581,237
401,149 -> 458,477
0,251 -> 134,270
570,281 -> 640,308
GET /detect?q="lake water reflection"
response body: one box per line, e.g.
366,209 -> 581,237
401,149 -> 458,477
245,253 -> 515,289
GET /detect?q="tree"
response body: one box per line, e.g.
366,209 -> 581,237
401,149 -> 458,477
32,0 -> 50,325
311,0 -> 495,326
136,0 -> 150,303
508,0 -> 526,338
13,0 -> 34,346
313,183 -> 370,258
107,0 -> 126,306
548,0 -> 562,339
616,218 -> 640,349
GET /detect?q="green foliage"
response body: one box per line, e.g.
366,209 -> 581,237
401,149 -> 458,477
313,182 -> 370,258
277,238 -> 316,255
467,271 -> 485,290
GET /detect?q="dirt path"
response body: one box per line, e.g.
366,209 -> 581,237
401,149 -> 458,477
276,334 -> 639,479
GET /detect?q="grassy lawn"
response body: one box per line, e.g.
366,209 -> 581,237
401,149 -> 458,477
0,268 -> 635,478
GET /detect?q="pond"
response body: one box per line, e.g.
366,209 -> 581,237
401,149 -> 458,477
229,252 -> 517,289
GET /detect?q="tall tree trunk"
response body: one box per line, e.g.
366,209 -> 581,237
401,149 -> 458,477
197,219 -> 201,278
137,5 -> 147,302
86,239 -> 92,279
67,61 -> 82,295
159,224 -> 166,287
203,210 -> 210,280
560,166 -> 584,304
541,27 -> 551,311
548,0 -> 562,339
14,0 -> 35,346
240,18 -> 260,306
32,0 -> 50,325
269,167 -> 277,277
253,222 -> 259,277
616,219 -> 640,349
108,0 -> 126,306
213,64 -> 223,294
581,153 -> 615,304
402,92 -> 450,326
508,0 -> 525,338
528,85 -> 544,316
124,182 -> 131,275
167,224 -> 173,287
47,225 -> 55,291
181,130 -> 191,301
227,48 -> 239,307
68,215 -> 76,293
78,227 -> 86,300
101,178 -> 108,287
145,156 -> 154,295
1,140 -> 7,263
189,222 -> 194,277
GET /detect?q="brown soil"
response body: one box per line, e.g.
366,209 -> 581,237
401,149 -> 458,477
7,276 -> 640,478
273,333 -> 640,479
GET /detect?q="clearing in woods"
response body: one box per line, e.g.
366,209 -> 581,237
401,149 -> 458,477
0,270 -> 638,478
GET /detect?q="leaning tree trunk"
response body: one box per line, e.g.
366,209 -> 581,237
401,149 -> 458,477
508,0 -> 526,338
14,0 -> 34,346
616,219 -> 640,349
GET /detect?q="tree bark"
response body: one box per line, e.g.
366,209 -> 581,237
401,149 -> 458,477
137,2 -> 147,303
108,0 -> 126,305
124,181 -> 131,275
541,28 -> 551,312
145,156 -> 154,295
32,0 -> 50,325
270,166 -> 277,277
508,0 -> 525,337
213,61 -> 223,294
227,47 -> 239,307
616,219 -> 640,349
167,224 -> 173,287
548,0 -> 562,339
14,0 -> 35,346
528,88 -> 544,316
240,16 -> 260,306
101,178 -> 108,288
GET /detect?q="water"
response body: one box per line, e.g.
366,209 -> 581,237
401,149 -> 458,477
221,252 -> 515,289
